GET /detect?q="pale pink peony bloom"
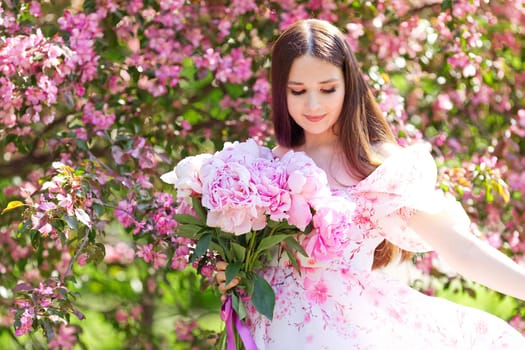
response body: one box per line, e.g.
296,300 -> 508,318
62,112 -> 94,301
279,150 -> 331,230
164,139 -> 335,237
250,158 -> 291,221
304,197 -> 356,261
280,151 -> 330,203
201,160 -> 261,234
161,153 -> 212,198
197,140 -> 276,234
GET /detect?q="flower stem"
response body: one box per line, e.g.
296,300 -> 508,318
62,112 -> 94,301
244,231 -> 258,272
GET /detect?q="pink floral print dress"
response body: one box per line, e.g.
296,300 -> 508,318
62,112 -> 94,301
248,144 -> 525,349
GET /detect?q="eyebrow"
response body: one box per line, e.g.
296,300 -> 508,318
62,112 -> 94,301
287,78 -> 340,85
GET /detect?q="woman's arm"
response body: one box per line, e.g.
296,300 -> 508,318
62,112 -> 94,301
409,203 -> 525,301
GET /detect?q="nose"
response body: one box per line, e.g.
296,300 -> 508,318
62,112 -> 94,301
305,92 -> 321,111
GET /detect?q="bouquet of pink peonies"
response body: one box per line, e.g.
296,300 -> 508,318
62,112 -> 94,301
161,139 -> 354,349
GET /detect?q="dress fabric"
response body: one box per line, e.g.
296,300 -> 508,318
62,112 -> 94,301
247,144 -> 525,349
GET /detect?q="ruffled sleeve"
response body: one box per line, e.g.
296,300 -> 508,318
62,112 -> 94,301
353,143 -> 469,252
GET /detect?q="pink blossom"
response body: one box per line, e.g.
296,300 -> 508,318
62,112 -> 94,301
200,264 -> 214,278
415,252 -> 437,275
154,192 -> 175,208
171,256 -> 187,270
111,146 -> 127,165
175,319 -> 197,342
128,0 -> 144,14
136,244 -> 167,269
29,2 -> 42,17
81,103 -> 115,131
77,253 -> 88,266
345,22 -> 364,51
154,214 -> 177,235
217,19 -> 231,39
378,87 -> 406,120
115,309 -> 128,324
115,199 -> 136,228
509,315 -> 525,335
48,325 -> 77,350
175,244 -> 190,257
510,109 -> 525,137
104,242 -> 135,265
14,307 -> 35,336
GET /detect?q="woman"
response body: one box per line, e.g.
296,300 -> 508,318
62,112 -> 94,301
217,19 -> 525,349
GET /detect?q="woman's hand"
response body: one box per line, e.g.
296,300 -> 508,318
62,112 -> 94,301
215,261 -> 240,302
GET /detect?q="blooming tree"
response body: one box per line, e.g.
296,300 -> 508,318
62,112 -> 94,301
0,0 -> 524,348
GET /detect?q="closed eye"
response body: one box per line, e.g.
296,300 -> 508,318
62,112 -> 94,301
289,89 -> 306,95
321,87 -> 336,93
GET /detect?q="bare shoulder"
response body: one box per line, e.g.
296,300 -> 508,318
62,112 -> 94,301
371,141 -> 402,162
272,145 -> 292,158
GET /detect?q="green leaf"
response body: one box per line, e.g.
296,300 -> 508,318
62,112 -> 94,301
189,233 -> 211,262
87,243 -> 106,264
285,249 -> 301,275
225,263 -> 241,285
30,230 -> 40,249
485,184 -> 494,203
231,242 -> 246,262
251,274 -> 275,321
209,241 -> 225,258
175,224 -> 205,238
174,213 -> 204,225
232,291 -> 248,320
441,0 -> 454,12
303,221 -> 313,234
284,237 -> 308,257
256,234 -> 289,254
64,275 -> 77,284
63,216 -> 78,230
191,197 -> 207,221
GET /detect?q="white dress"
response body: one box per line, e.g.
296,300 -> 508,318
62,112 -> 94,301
247,145 -> 525,349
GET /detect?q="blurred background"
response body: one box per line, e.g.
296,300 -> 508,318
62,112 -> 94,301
0,0 -> 524,348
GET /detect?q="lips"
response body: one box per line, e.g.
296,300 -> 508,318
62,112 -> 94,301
304,114 -> 326,122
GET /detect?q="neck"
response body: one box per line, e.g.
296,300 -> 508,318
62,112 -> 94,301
301,134 -> 340,154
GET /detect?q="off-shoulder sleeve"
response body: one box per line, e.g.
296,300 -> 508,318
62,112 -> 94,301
353,143 -> 469,252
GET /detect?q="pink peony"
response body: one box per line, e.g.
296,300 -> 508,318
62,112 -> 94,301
304,197 -> 356,261
249,158 -> 291,221
279,150 -> 331,230
280,151 -> 331,204
161,153 -> 212,198
201,160 -> 262,235
196,139 -> 280,235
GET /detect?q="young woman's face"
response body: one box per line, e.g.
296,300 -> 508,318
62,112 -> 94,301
286,55 -> 345,142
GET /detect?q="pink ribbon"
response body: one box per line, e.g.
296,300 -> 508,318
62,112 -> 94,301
220,295 -> 258,350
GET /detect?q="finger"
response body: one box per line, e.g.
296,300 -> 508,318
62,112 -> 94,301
218,276 -> 240,294
215,261 -> 228,271
215,271 -> 226,284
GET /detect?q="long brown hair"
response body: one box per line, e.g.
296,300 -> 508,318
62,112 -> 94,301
271,19 -> 410,269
